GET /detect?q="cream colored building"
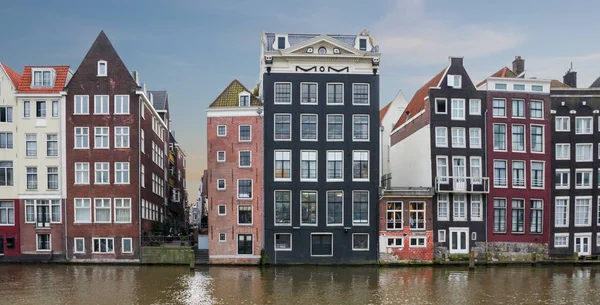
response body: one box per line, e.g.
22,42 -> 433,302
0,63 -> 20,202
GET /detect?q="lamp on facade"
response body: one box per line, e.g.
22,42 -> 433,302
256,107 -> 263,117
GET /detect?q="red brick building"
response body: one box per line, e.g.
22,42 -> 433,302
65,31 -> 168,262
206,80 -> 263,264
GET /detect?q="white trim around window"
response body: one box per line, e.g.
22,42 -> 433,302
238,125 -> 252,142
122,238 -> 133,254
74,237 -> 85,254
554,233 -> 569,248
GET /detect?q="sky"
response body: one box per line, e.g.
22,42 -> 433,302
2,0 -> 600,202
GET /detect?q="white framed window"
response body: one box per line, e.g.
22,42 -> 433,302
555,169 -> 569,189
300,150 -> 318,181
438,230 -> 447,243
436,156 -> 449,184
451,127 -> 465,148
275,190 -> 291,225
274,114 -> 292,141
437,194 -> 449,220
469,99 -> 481,115
493,198 -> 507,233
115,198 -> 131,223
435,98 -> 447,114
94,127 -> 109,149
274,82 -> 292,104
531,161 -> 544,189
239,125 -> 251,142
352,151 -> 369,181
386,201 -> 402,229
352,233 -> 369,251
74,237 -> 85,253
530,101 -> 543,119
238,205 -> 253,225
311,233 -> 333,257
94,198 -> 111,223
217,179 -> 226,190
301,191 -> 318,225
511,124 -> 525,152
511,199 -> 525,233
94,162 -> 109,184
493,124 -> 506,151
36,102 -> 45,117
52,101 -> 59,117
32,69 -> 54,87
492,99 -> 506,117
115,162 -> 130,184
450,99 -> 465,120
512,99 -> 525,118
576,143 -> 593,162
141,164 -> 145,188
23,101 -> 31,118
37,234 -> 51,251
495,83 -> 507,90
239,94 -> 250,107
25,134 -> 37,157
352,83 -> 370,105
140,130 -> 145,154
555,197 -> 569,227
97,60 -> 107,76
0,201 -> 14,225
387,237 -> 403,248
275,233 -> 292,251
409,237 -> 426,248
352,114 -> 369,141
453,194 -> 467,221
575,117 -> 592,134
114,127 -> 129,148
531,125 -> 544,153
353,191 -> 369,226
326,114 -> 343,141
237,179 -> 252,199
469,128 -> 481,148
326,83 -> 343,105
141,102 -> 145,119
471,194 -> 482,221
494,160 -> 507,187
554,233 -> 569,248
74,95 -> 89,115
218,204 -> 226,216
300,82 -> 318,104
75,163 -> 90,184
470,157 -> 482,184
326,151 -> 343,181
114,95 -> 129,114
556,143 -> 570,160
122,238 -> 133,254
92,238 -> 114,253
555,117 -> 570,132
576,169 -> 592,189
435,127 -> 448,147
239,151 -> 251,168
46,134 -> 58,156
217,125 -> 226,137
447,75 -> 462,88
274,150 -> 291,181
300,114 -> 318,141
217,151 -> 226,162
531,199 -> 543,234
219,233 -> 226,242
575,197 -> 592,227
512,160 -> 526,188
94,95 -> 109,114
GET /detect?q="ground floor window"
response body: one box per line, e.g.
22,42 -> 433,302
93,238 -> 114,253
122,238 -> 133,254
37,234 -> 51,251
387,237 -> 403,248
554,234 -> 568,247
74,238 -> 85,253
0,201 -> 14,225
409,237 -> 426,248
275,233 -> 292,251
311,234 -> 332,256
237,234 -> 253,255
438,230 -> 446,243
352,233 -> 369,251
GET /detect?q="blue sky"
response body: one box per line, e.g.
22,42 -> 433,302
2,0 -> 600,201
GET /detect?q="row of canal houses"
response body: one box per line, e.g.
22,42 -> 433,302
206,30 -> 600,264
0,31 -> 188,262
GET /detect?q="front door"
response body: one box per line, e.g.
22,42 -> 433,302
449,228 -> 469,254
452,157 -> 466,191
36,201 -> 50,228
574,234 -> 591,256
237,234 -> 253,255
0,236 -> 4,255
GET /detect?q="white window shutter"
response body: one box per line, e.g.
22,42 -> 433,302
447,75 -> 454,87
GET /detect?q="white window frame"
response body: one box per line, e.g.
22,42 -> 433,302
447,75 -> 462,88
219,233 -> 226,242
74,237 -> 85,253
575,169 -> 593,189
352,114 -> 370,142
114,126 -> 130,148
92,237 -> 115,254
574,196 -> 592,227
530,100 -> 544,119
556,143 -> 570,160
352,150 -> 370,181
453,194 -> 467,221
451,127 -> 466,148
122,238 -> 133,254
493,159 -> 508,188
438,230 -> 446,243
238,125 -> 252,142
217,151 -> 226,163
555,116 -> 570,132
274,113 -> 292,141
237,179 -> 253,200
74,162 -> 90,185
469,128 -> 481,149
436,156 -> 449,184
387,237 -> 404,248
300,114 -> 318,141
94,162 -> 110,185
575,117 -> 593,134
326,114 -> 344,142
274,233 -> 293,251
238,150 -> 251,168
493,123 -> 507,152
352,83 -> 370,105
300,191 -> 318,226
274,82 -> 292,105
74,95 -> 89,115
511,124 -> 526,153
326,150 -> 344,182
217,125 -> 226,137
97,60 -> 107,76
352,190 -> 370,226
310,233 -> 333,257
437,194 -> 449,221
94,95 -> 109,115
274,150 -> 291,181
94,198 -> 112,223
554,197 -> 569,228
576,143 -> 593,162
435,127 -> 448,147
237,205 -> 253,226
114,95 -> 130,115
469,99 -> 481,115
409,237 -> 427,248
530,161 -> 545,189
530,124 -> 544,153
217,204 -> 226,216
450,98 -> 465,120
326,83 -> 344,105
555,169 -> 570,189
554,233 -> 569,248
300,150 -> 318,182
36,234 -> 51,252
352,233 -> 370,251
114,198 -> 132,223
471,194 -> 482,221
114,162 -> 130,185
94,127 -> 109,149
217,179 -> 226,190
300,82 -> 318,105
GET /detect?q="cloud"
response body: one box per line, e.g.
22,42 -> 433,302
526,53 -> 600,88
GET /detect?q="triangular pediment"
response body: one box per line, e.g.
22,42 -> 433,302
283,35 -> 363,55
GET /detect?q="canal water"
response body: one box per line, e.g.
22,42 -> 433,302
0,265 -> 599,305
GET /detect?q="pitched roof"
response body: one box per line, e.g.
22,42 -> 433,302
476,66 -> 518,87
551,79 -> 570,88
17,66 -> 70,93
148,90 -> 167,110
393,68 -> 446,130
379,101 -> 392,125
263,32 -> 379,53
209,80 -> 261,108
1,63 -> 21,87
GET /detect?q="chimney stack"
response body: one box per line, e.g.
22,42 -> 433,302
563,63 -> 577,88
512,56 -> 525,75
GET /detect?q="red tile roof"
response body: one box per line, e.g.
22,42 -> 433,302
476,66 -> 518,88
379,101 -> 392,125
393,68 -> 446,130
551,79 -> 570,88
17,66 -> 70,93
1,63 -> 21,87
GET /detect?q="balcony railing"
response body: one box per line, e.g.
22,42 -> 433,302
435,176 -> 489,194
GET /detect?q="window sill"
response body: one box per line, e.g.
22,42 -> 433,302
352,249 -> 370,251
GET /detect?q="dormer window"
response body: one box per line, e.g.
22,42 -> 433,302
447,75 -> 462,89
239,93 -> 250,107
32,69 -> 55,88
359,39 -> 367,51
277,37 -> 286,49
97,60 -> 107,77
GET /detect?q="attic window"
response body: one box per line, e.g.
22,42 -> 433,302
359,39 -> 367,51
239,94 -> 250,107
277,37 -> 286,49
494,83 -> 507,90
32,69 -> 55,88
97,60 -> 107,77
447,75 -> 462,89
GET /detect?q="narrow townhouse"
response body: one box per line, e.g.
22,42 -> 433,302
390,57 -> 488,260
206,80 -> 263,264
15,66 -> 71,260
65,31 -> 168,262
380,90 -> 408,186
0,63 -> 20,259
478,57 -> 552,260
260,31 -> 380,263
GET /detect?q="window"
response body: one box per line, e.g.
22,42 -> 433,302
531,125 -> 544,153
435,127 -> 448,147
275,234 -> 292,251
575,197 -> 591,226
301,83 -> 317,104
451,99 -> 465,120
277,36 -> 286,49
471,195 -> 482,221
36,101 -> 46,118
514,84 -> 525,90
387,237 -> 403,247
239,125 -> 251,142
52,101 -> 59,117
495,83 -> 507,90
47,167 -> 58,190
494,160 -> 507,187
493,124 -> 506,151
438,230 -> 447,243
385,201 -> 403,229
300,114 -> 317,140
218,205 -> 226,216
556,144 -> 570,160
511,199 -> 525,233
554,234 -> 568,247
435,98 -> 447,114
141,164 -> 145,188
555,117 -> 570,132
141,130 -> 145,154
438,194 -> 449,220
493,198 -> 507,233
274,150 -> 291,180
492,99 -> 506,117
470,157 -> 482,184
530,200 -> 543,234
219,233 -> 226,242
469,99 -> 481,115
512,161 -> 526,188
274,114 -> 291,140
576,144 -> 592,162
93,238 -> 114,253
217,179 -> 226,190
26,134 -> 37,156
326,151 -> 343,181
275,191 -> 291,225
94,198 -> 111,223
115,162 -> 130,184
555,169 -> 570,189
23,101 -> 31,118
451,128 -> 465,148
469,128 -> 481,148
37,234 -> 51,251
115,127 -> 129,148
576,117 -> 593,134
447,75 -> 461,88
555,198 -> 569,227
239,95 -> 250,107
75,127 -> 89,148
352,151 -> 369,180
311,234 -> 332,256
353,115 -> 369,141
97,60 -> 107,76
576,169 -> 592,188
239,151 -> 251,167
327,114 -> 343,141
74,238 -> 85,253
352,234 -> 369,251
530,101 -> 543,119
93,95 -> 109,115
46,134 -> 58,156
327,83 -> 343,105
0,161 -> 13,186
217,151 -> 225,162
75,198 -> 91,223
453,194 -> 466,221
359,38 -> 367,51
217,125 -> 226,137
238,205 -> 252,225
94,127 -> 109,148
436,156 -> 448,183
26,167 -> 37,189
511,125 -> 525,152
94,162 -> 109,184
532,85 -> 543,92
351,191 -> 369,225
33,69 -> 54,87
512,99 -> 525,118
122,238 -> 133,254
74,96 -> 89,114
237,179 -> 252,199
410,237 -> 426,248
301,191 -> 317,225
0,201 -> 14,225
353,84 -> 369,105
75,163 -> 89,184
0,107 -> 12,124
274,83 -> 292,104
531,161 -> 544,188
113,95 -> 130,114
300,151 -> 317,181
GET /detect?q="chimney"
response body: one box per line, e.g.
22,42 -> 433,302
132,71 -> 140,86
564,63 -> 577,88
513,56 -> 525,75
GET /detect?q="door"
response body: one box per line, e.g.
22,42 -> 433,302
237,234 -> 253,255
36,201 -> 50,228
311,234 -> 333,256
449,228 -> 469,254
0,236 -> 4,255
452,157 -> 466,191
574,234 -> 591,256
